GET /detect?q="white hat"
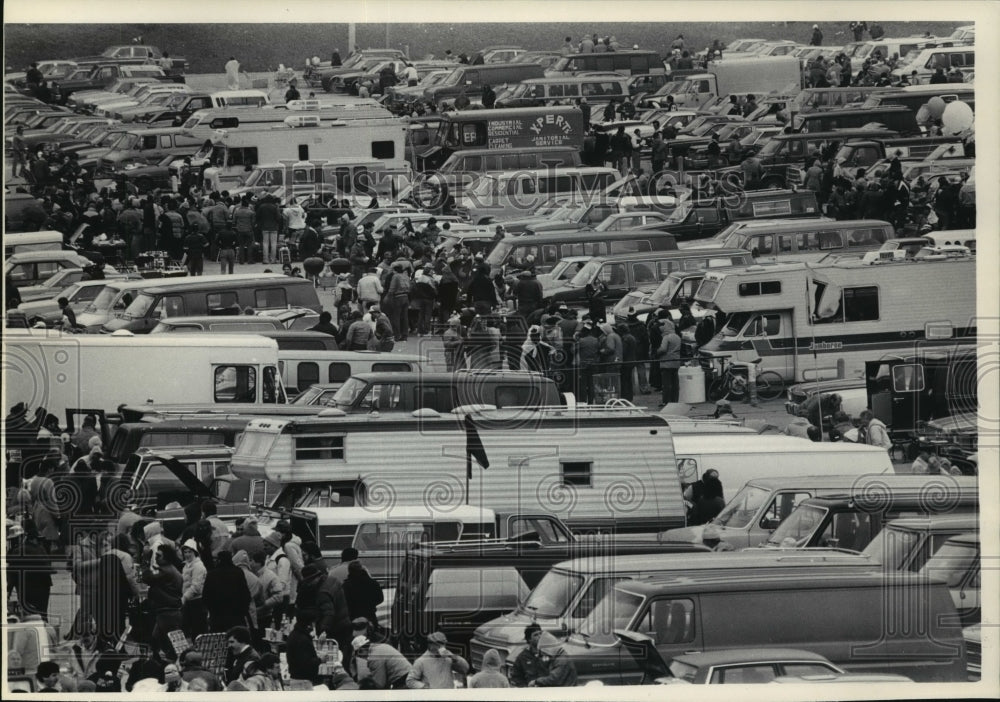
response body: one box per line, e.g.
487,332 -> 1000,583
352,635 -> 370,650
182,539 -> 198,552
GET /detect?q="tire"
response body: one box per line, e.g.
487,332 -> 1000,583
707,377 -> 730,402
726,374 -> 748,400
754,371 -> 785,401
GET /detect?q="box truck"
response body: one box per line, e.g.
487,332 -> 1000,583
667,56 -> 801,109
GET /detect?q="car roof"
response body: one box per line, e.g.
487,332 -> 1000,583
5,250 -> 89,263
347,370 -> 551,383
157,315 -> 283,326
884,514 -> 980,532
673,648 -> 832,666
586,247 -> 750,264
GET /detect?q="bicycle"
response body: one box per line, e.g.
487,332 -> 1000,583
707,355 -> 784,402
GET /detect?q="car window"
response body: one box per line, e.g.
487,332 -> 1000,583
711,664 -> 777,684
781,662 -> 839,676
637,598 -> 695,645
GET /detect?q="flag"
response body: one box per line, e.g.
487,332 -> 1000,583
465,415 -> 489,472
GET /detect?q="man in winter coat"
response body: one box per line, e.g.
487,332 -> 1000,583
406,631 -> 470,689
513,270 -> 544,320
353,635 -> 413,689
469,648 -> 510,688
576,321 -> 602,404
510,623 -> 548,687
204,550 -> 253,633
598,322 -> 623,374
342,560 -> 384,624
229,517 -> 265,561
529,639 -> 578,687
141,544 -> 184,660
658,318 -> 682,406
412,264 -> 438,336
296,564 -> 353,654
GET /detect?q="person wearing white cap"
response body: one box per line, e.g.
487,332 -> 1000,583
181,538 -> 208,638
810,24 -> 824,46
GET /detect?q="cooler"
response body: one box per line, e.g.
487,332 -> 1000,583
678,364 -> 706,404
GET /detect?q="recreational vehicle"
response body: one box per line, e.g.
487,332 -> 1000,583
230,406 -> 689,533
4,330 -> 284,420
200,113 -> 406,190
694,256 -> 976,382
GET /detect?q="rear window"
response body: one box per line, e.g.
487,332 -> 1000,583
255,287 -> 288,308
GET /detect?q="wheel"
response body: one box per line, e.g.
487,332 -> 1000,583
726,374 -> 748,400
754,371 -> 785,401
707,377 -> 730,402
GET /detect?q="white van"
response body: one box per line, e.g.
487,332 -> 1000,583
671,434 -> 892,497
891,46 -> 975,83
4,231 -> 63,258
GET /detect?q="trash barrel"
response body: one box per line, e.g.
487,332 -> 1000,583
678,364 -> 706,404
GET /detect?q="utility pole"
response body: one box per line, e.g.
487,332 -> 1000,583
348,23 -> 356,55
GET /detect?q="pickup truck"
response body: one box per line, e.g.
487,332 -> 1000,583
52,63 -> 172,104
73,45 -> 188,76
390,522 -> 704,658
136,92 -> 215,125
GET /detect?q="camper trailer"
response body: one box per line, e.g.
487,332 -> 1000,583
694,256 -> 976,382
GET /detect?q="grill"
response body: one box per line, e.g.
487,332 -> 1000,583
966,638 -> 980,676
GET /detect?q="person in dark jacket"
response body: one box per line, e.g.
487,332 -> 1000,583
224,626 -> 260,685
141,550 -> 184,660
481,84 -> 496,109
510,623 -> 548,687
308,311 -> 340,340
227,517 -> 266,562
513,270 -> 544,320
203,550 -> 253,633
687,471 -> 726,525
618,323 -> 637,401
285,610 -> 323,683
296,564 -> 353,656
342,560 -> 384,625
467,265 -> 498,313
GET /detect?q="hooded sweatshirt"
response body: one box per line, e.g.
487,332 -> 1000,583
468,649 -> 510,688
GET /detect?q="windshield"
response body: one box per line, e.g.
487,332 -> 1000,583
767,504 -> 828,546
550,57 -> 572,72
330,377 -> 370,407
721,311 -> 751,336
86,285 -> 119,313
291,384 -> 330,406
486,240 -> 512,267
122,291 -> 157,320
757,139 -> 783,157
714,484 -> 770,529
648,275 -> 680,306
567,259 -> 602,288
664,202 -> 692,224
441,67 -> 464,86
861,527 -> 920,569
521,570 -> 584,618
919,540 -> 978,588
576,588 -> 643,645
112,132 -> 141,151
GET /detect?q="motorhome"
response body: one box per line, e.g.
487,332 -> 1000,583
200,114 -> 406,191
181,99 -> 392,136
411,106 -> 586,172
230,406 -> 689,534
694,256 -> 976,381
4,330 -> 284,420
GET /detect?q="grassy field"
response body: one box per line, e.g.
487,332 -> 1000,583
4,21 -> 968,74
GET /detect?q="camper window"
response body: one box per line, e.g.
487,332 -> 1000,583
214,365 -> 257,402
738,281 -> 782,296
892,364 -> 925,392
843,286 -> 879,322
295,435 -> 346,461
227,147 -> 259,168
751,199 -> 793,217
561,461 -> 593,487
372,141 -> 396,159
255,287 -> 288,308
263,366 -> 282,404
